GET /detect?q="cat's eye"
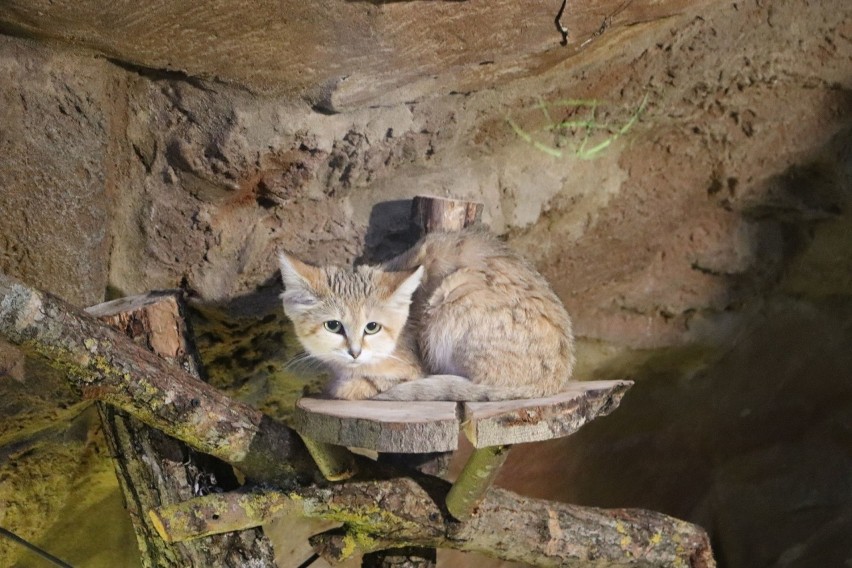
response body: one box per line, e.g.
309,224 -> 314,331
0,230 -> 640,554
364,322 -> 382,335
323,320 -> 344,334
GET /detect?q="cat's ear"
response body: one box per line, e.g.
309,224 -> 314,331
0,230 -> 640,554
386,266 -> 424,308
278,252 -> 321,314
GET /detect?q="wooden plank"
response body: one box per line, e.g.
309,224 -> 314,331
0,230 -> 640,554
462,380 -> 633,448
294,398 -> 459,453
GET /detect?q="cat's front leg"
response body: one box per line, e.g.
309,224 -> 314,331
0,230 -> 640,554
326,376 -> 381,400
326,375 -> 408,400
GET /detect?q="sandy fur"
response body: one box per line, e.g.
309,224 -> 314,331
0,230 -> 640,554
279,229 -> 575,401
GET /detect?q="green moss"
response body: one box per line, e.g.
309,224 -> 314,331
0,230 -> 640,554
0,411 -> 140,568
32,431 -> 141,568
188,303 -> 324,423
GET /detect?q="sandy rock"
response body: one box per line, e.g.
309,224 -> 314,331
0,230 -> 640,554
0,36 -> 111,307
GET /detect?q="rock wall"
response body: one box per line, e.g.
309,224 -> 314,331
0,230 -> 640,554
0,0 -> 851,566
0,36 -> 112,307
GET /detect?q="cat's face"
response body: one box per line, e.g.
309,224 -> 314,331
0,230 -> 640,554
278,253 -> 423,370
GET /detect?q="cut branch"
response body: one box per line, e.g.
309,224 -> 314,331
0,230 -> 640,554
151,478 -> 715,568
0,272 -> 316,488
411,195 -> 483,237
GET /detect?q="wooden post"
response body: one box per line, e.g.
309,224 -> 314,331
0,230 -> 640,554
87,291 -> 276,567
297,435 -> 358,481
363,195 -> 484,568
445,445 -> 510,520
411,195 -> 483,236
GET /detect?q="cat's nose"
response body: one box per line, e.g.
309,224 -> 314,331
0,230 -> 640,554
347,345 -> 362,359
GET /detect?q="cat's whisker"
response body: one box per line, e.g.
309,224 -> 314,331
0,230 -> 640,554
284,352 -> 309,366
284,352 -> 320,372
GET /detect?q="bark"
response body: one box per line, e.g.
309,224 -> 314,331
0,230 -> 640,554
150,475 -> 715,568
294,398 -> 460,453
90,291 -> 275,567
445,445 -> 510,520
410,195 -> 484,236
0,272 -> 316,488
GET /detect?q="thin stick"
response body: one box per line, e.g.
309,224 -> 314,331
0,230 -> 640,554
0,526 -> 74,568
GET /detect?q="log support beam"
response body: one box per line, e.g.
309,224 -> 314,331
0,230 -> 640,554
298,434 -> 358,482
445,445 -> 511,521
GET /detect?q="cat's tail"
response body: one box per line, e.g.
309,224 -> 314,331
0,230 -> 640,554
371,375 -> 547,402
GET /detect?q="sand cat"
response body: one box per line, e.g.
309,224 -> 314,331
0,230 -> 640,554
278,229 -> 575,401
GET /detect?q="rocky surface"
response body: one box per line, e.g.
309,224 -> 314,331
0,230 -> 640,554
0,0 -> 850,566
0,0 -> 713,107
0,36 -> 112,307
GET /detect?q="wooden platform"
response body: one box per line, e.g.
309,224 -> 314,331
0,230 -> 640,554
294,398 -> 459,453
293,380 -> 632,452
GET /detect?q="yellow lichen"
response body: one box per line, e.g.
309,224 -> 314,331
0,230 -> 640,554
339,531 -> 360,559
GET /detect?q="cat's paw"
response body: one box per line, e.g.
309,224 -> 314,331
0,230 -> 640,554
326,377 -> 380,400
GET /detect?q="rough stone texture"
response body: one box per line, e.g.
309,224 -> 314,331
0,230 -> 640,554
0,35 -> 112,307
107,78 -> 370,300
0,0 -> 715,107
509,0 -> 852,349
0,0 -> 850,566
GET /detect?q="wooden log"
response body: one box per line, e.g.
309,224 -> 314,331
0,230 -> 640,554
0,272 -> 317,487
294,398 -> 459,453
86,292 -> 202,367
298,435 -> 359,481
88,291 -> 276,566
150,479 -> 716,568
462,380 -> 633,448
148,490 -> 296,544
